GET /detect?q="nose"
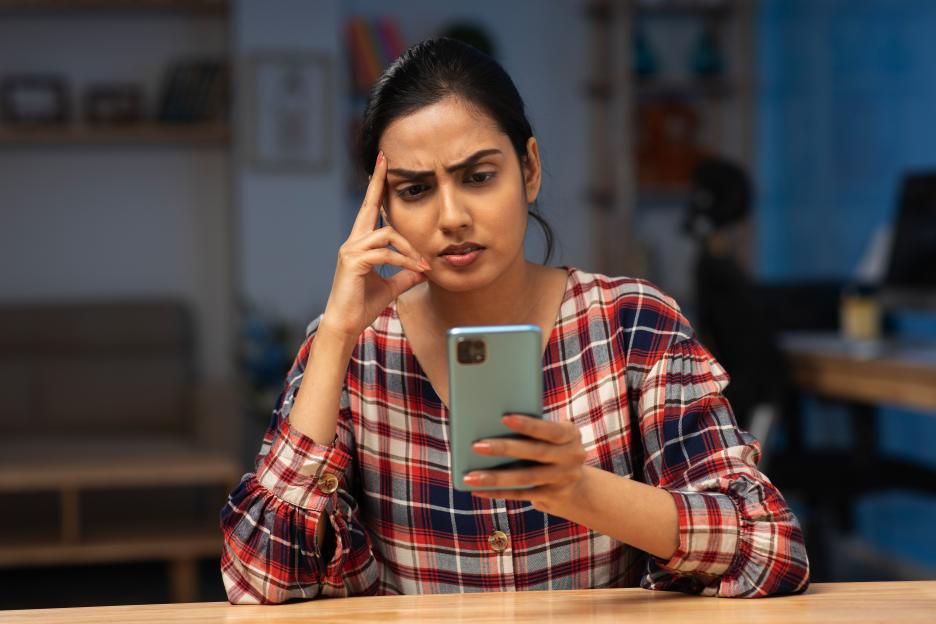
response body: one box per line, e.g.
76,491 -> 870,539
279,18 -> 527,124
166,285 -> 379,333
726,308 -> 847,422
436,182 -> 472,233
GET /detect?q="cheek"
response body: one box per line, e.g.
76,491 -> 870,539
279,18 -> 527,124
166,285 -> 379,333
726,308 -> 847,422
488,187 -> 529,237
387,210 -> 431,249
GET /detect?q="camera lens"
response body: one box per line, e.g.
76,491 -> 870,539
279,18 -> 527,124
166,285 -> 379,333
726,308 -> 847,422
457,338 -> 486,364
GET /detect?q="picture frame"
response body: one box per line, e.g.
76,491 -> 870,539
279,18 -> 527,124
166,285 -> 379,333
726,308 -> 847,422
245,51 -> 333,173
0,74 -> 71,125
83,83 -> 144,125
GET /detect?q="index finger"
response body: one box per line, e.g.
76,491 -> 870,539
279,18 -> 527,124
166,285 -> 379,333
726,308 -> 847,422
351,150 -> 387,237
502,414 -> 578,445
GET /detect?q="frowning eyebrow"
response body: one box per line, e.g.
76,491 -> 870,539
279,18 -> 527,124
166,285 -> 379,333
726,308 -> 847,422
386,148 -> 503,181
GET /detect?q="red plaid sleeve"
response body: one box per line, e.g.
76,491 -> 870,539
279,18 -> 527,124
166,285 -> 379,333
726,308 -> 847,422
636,331 -> 810,597
220,318 -> 379,604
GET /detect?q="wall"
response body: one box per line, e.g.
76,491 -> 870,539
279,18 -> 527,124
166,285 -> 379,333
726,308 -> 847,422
757,0 -> 936,280
233,0 -> 346,331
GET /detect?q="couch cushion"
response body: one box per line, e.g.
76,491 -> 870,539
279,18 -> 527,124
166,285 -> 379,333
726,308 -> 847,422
0,300 -> 194,436
0,300 -> 192,355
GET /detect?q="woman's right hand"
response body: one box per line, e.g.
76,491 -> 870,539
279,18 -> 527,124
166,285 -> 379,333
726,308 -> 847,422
320,150 -> 430,341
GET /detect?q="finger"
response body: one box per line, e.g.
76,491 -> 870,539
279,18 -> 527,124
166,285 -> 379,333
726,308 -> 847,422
472,437 -> 565,464
350,150 -> 387,236
464,464 -> 568,489
502,415 -> 580,445
356,248 -> 427,274
353,226 -> 428,268
472,488 -> 541,502
386,269 -> 427,299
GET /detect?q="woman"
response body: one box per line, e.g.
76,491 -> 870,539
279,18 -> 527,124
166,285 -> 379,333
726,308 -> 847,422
220,38 -> 809,603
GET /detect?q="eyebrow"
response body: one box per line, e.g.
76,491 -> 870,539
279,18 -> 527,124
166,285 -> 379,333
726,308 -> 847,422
386,148 -> 503,181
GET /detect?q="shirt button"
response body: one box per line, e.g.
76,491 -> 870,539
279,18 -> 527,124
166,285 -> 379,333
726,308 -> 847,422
317,472 -> 339,494
488,530 -> 509,553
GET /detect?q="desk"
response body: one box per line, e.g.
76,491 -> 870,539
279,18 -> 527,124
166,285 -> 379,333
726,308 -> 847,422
778,332 -> 936,579
781,332 -> 936,413
0,582 -> 934,623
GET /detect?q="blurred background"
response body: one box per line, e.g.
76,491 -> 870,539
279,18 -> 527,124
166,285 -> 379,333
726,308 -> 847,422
1,0 -> 935,609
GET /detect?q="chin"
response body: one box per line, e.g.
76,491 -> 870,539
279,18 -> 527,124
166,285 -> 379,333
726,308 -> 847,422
429,263 -> 500,293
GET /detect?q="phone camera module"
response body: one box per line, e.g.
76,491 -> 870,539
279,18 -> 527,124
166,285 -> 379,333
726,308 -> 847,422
456,338 -> 486,364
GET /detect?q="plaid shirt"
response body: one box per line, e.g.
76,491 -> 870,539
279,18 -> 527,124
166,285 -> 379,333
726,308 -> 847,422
221,268 -> 809,603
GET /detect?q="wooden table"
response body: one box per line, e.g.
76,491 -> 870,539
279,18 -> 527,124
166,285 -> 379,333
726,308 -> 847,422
0,582 -> 934,623
780,332 -> 936,413
778,332 -> 936,580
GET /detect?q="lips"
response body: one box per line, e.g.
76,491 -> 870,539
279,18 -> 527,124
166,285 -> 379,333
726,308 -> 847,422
439,242 -> 484,256
438,242 -> 485,268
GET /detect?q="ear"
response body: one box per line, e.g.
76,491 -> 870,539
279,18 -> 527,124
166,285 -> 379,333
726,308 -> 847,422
521,136 -> 542,204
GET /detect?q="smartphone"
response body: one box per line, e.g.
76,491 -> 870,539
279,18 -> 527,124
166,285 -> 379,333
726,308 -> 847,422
447,324 -> 544,492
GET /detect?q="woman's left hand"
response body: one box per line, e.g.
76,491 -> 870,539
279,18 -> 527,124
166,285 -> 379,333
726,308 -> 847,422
465,414 -> 587,515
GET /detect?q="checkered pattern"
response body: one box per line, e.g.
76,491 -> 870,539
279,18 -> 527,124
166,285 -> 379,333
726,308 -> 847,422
220,268 -> 809,603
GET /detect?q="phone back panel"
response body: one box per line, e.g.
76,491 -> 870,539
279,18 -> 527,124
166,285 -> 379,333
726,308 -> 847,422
447,324 -> 543,491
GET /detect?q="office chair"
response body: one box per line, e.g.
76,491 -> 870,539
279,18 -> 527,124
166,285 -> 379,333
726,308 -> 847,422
684,159 -> 784,466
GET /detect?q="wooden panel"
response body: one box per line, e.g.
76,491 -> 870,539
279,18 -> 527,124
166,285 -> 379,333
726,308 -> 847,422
786,351 -> 936,413
0,582 -> 935,623
0,528 -> 221,567
0,448 -> 240,492
0,123 -> 229,146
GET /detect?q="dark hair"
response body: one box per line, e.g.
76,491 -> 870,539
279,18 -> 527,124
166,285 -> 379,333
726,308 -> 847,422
357,37 -> 555,263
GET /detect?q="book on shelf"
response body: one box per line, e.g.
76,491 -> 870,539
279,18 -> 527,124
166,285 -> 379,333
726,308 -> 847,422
345,16 -> 405,96
157,58 -> 229,123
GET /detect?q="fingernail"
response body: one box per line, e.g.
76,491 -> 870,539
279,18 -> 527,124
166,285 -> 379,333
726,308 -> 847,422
463,472 -> 488,485
418,257 -> 432,271
472,442 -> 492,453
376,150 -> 384,165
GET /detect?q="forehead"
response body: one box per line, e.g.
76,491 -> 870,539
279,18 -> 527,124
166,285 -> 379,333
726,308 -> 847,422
379,97 -> 510,168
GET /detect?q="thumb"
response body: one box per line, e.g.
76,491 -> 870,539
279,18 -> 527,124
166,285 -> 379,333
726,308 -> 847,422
387,269 -> 427,299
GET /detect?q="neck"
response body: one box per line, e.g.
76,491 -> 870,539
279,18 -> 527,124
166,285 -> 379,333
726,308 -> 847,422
425,253 -> 543,329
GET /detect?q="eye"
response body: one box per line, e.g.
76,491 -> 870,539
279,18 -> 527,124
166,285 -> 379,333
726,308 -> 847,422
466,171 -> 496,185
397,184 -> 430,200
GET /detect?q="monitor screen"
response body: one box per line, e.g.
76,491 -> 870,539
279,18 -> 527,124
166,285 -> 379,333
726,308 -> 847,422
884,172 -> 936,291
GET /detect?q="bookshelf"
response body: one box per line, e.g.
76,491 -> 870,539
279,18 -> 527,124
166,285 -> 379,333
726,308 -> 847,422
583,0 -> 756,286
0,0 -> 231,144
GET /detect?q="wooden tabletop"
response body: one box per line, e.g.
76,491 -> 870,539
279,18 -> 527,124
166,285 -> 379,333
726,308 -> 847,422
1,582 -> 935,623
780,332 -> 936,412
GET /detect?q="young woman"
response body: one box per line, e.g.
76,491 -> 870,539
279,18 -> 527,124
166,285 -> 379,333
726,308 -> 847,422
220,38 -> 809,603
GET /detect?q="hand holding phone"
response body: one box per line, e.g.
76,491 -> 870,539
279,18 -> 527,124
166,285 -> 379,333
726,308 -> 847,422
447,325 -> 544,492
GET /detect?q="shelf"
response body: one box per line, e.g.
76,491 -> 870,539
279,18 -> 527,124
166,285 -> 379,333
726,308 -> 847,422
637,188 -> 691,205
0,0 -> 227,14
0,525 -> 222,567
0,443 -> 241,492
635,78 -> 734,100
0,121 -> 229,146
634,0 -> 732,18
